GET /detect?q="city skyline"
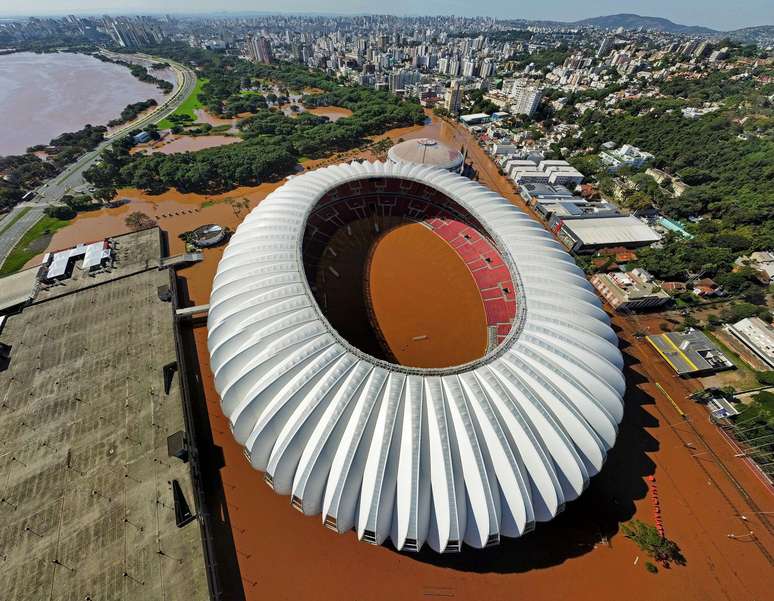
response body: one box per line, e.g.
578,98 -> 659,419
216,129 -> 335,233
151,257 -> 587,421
2,1 -> 773,32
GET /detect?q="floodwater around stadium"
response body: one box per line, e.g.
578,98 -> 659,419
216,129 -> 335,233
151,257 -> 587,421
0,51 -> 173,155
21,111 -> 774,601
368,222 -> 487,368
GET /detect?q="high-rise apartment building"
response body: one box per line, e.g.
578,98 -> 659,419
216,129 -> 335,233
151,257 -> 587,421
444,79 -> 463,115
597,35 -> 614,58
247,35 -> 273,64
510,84 -> 543,117
479,57 -> 495,79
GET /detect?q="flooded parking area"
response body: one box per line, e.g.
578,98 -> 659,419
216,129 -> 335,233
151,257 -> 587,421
134,134 -> 242,155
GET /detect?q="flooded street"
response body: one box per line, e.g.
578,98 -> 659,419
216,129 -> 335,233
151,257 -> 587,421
18,110 -> 774,601
0,52 -> 170,155
193,108 -> 238,127
26,112 -> 475,304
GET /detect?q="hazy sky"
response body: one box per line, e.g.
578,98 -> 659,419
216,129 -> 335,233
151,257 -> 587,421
2,1 -> 772,31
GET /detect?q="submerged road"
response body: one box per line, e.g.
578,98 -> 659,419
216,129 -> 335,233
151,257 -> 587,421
0,51 -> 197,267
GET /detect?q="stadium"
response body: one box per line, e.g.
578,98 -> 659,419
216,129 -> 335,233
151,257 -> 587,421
207,161 -> 626,553
387,137 -> 464,172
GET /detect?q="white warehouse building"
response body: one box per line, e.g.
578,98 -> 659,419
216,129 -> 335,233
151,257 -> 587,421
509,159 -> 584,188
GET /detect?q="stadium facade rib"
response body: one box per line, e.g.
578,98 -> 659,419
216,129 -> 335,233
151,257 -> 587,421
207,161 -> 625,553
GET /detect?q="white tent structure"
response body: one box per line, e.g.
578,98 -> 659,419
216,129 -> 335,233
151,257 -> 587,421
207,161 -> 625,553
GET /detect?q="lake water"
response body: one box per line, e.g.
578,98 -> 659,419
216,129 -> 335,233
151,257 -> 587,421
0,52 -> 172,156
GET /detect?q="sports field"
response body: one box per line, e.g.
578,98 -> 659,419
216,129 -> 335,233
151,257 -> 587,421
301,177 -> 516,368
368,222 -> 487,368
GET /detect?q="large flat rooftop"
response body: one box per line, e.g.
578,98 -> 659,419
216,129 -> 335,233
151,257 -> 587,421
646,329 -> 735,377
35,227 -> 164,303
0,229 -> 208,601
562,215 -> 661,248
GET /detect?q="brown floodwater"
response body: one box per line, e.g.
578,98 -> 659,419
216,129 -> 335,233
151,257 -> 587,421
193,108 -> 236,127
368,222 -> 487,368
0,52 -> 169,155
305,106 -> 353,121
24,183 -> 284,282
134,134 -> 242,155
21,112 -> 774,601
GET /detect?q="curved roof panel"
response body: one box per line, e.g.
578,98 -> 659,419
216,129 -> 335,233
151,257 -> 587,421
387,137 -> 464,171
207,161 -> 625,553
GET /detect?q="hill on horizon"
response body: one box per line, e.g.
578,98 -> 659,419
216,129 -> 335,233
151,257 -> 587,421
565,13 -> 774,44
572,13 -> 717,34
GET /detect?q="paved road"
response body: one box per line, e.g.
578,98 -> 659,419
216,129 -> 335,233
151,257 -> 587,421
0,206 -> 45,266
0,52 -> 197,267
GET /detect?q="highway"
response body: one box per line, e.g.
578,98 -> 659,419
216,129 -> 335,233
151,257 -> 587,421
0,51 -> 197,267
0,206 -> 45,266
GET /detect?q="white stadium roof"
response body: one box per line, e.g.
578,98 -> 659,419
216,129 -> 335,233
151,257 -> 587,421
207,161 -> 625,553
387,137 -> 464,171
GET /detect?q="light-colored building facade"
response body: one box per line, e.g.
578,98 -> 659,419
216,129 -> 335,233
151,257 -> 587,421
510,84 -> 543,116
726,317 -> 774,369
444,79 -> 463,115
558,215 -> 661,253
247,35 -> 273,64
591,268 -> 671,311
600,144 -> 654,172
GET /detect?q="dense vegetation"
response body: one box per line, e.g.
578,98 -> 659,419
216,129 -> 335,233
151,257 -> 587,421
29,125 -> 107,168
107,99 -> 158,127
87,135 -> 296,194
0,154 -> 56,209
730,390 -> 773,474
92,53 -> 173,93
0,40 -> 104,54
509,45 -> 571,71
0,125 -> 106,210
0,215 -> 70,276
563,66 -> 774,283
658,70 -> 759,103
85,45 -> 426,194
467,89 -> 500,115
621,519 -> 686,568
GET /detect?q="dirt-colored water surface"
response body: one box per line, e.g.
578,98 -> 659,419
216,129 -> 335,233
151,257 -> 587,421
0,52 -> 168,155
24,183 -> 283,276
24,112 -> 774,601
134,134 -> 241,155
368,223 -> 486,368
306,106 -> 354,121
193,108 -> 238,127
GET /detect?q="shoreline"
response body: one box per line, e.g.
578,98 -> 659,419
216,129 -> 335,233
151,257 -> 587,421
0,49 -> 179,158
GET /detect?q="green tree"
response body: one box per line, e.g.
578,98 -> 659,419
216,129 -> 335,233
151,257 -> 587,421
621,520 -> 685,567
125,211 -> 157,231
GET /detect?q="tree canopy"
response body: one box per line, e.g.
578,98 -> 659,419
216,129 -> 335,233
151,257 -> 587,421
84,50 -> 426,194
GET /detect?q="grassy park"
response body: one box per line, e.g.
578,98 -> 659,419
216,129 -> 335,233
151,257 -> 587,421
158,76 -> 208,129
0,215 -> 70,276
